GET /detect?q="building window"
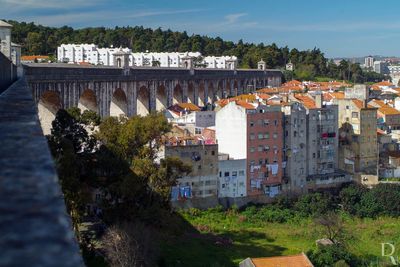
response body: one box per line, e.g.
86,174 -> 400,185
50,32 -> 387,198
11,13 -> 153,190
264,132 -> 270,139
258,133 -> 263,139
224,172 -> 230,177
264,119 -> 269,126
211,151 -> 215,155
250,133 -> 255,140
250,121 -> 254,127
274,120 -> 278,126
313,153 -> 316,158
258,146 -> 263,152
250,147 -> 255,153
352,112 -> 358,118
232,171 -> 237,177
273,133 -> 278,139
239,170 -> 245,176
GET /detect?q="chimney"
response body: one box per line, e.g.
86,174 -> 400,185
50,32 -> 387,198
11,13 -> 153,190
315,92 -> 322,108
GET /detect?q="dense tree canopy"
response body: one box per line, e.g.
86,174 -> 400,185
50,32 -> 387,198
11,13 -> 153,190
7,20 -> 388,82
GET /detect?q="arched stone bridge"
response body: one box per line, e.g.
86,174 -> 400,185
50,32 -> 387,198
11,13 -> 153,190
24,64 -> 282,119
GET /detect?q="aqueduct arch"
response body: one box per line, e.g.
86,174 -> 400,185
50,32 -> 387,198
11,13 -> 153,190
187,82 -> 196,104
233,80 -> 239,96
173,84 -> 183,104
137,85 -> 150,116
156,84 -> 167,111
78,89 -> 98,113
38,91 -> 62,135
198,82 -> 205,107
216,81 -> 223,100
110,88 -> 128,117
207,81 -> 215,103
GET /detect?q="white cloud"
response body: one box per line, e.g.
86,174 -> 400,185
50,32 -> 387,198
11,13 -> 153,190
13,8 -> 204,27
224,13 -> 247,24
1,0 -> 102,9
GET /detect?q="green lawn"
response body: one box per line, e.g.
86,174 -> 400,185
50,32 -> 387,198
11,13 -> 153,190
160,209 -> 400,267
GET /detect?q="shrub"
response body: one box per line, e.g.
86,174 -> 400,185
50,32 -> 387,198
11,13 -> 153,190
295,193 -> 336,217
339,184 -> 367,215
307,244 -> 356,267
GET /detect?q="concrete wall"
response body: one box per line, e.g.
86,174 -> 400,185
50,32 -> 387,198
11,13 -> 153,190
0,52 -> 16,94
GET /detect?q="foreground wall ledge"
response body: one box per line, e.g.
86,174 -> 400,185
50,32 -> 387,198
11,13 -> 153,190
0,78 -> 84,267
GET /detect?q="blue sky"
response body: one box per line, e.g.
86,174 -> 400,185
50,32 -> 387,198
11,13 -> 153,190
2,0 -> 400,58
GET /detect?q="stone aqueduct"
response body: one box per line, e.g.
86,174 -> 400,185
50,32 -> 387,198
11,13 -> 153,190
24,64 -> 282,132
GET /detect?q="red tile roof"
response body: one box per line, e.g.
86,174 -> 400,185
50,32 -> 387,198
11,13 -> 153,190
236,100 -> 256,109
294,94 -> 317,109
21,55 -> 49,61
373,81 -> 394,87
243,253 -> 314,267
352,99 -> 375,109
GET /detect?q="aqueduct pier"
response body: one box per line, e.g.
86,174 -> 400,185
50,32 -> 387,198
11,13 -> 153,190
24,64 -> 282,128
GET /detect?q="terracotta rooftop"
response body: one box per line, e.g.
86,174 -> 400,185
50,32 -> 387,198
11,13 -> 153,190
21,55 -> 50,61
216,97 -> 257,110
255,93 -> 271,100
241,253 -> 314,267
352,99 -> 374,110
175,102 -> 201,111
282,79 -> 302,86
323,91 -> 345,101
294,94 -> 317,109
369,99 -> 400,115
378,106 -> 400,116
373,81 -> 394,87
236,100 -> 256,110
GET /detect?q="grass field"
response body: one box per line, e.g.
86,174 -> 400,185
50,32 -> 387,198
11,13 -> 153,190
160,208 -> 400,267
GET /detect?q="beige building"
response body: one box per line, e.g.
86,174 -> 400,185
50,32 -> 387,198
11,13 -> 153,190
334,98 -> 378,176
162,137 -> 219,199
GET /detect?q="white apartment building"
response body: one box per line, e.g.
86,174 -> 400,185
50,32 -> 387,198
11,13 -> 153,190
218,159 -> 247,198
57,43 -> 237,69
364,56 -> 374,68
131,51 -> 201,67
57,44 -> 131,65
373,61 -> 389,74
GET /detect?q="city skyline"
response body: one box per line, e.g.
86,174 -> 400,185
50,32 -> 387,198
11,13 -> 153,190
2,0 -> 400,58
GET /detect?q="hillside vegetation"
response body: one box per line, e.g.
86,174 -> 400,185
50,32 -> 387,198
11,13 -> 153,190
6,20 -> 387,82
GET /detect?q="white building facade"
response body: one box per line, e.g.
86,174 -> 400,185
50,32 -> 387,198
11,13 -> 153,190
218,159 -> 247,198
57,43 -> 237,69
